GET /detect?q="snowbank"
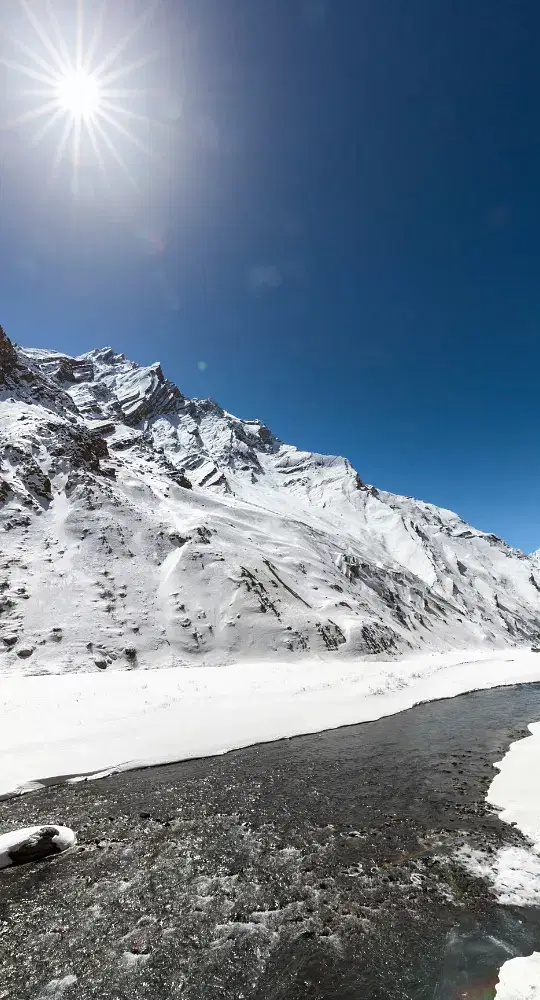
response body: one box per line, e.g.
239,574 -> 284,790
488,720 -> 540,851
495,952 -> 540,999
486,707 -> 540,998
1,648 -> 540,798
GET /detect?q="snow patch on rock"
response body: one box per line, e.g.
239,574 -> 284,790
0,825 -> 76,869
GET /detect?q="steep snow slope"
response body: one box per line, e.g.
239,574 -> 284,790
1,325 -> 539,675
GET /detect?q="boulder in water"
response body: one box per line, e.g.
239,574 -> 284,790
0,825 -> 76,869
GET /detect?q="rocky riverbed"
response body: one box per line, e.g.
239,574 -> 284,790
2,683 -> 540,1000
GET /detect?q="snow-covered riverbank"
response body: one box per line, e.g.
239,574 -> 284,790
489,719 -> 540,851
490,718 -> 540,999
2,648 -> 540,798
496,953 -> 540,1000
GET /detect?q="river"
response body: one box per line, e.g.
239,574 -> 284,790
1,683 -> 540,999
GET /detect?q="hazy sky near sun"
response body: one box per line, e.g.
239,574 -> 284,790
0,0 -> 539,551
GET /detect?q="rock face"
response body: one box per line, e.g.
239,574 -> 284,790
0,326 -> 539,674
0,325 -> 17,381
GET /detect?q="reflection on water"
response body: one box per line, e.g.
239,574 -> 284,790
434,923 -> 517,999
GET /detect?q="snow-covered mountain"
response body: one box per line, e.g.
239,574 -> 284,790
1,324 -> 539,675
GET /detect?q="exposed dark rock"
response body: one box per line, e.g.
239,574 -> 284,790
316,619 -> 346,650
161,462 -> 192,489
0,479 -> 12,503
0,325 -> 17,381
361,622 -> 399,654
16,646 -> 35,658
2,446 -> 52,501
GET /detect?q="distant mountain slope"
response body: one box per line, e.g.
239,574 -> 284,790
1,325 -> 539,675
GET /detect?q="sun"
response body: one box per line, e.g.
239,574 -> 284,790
2,0 -> 158,188
56,69 -> 100,119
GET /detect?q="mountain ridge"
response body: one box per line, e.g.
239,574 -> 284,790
1,324 -> 539,675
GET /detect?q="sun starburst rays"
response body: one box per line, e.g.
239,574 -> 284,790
2,0 -> 156,190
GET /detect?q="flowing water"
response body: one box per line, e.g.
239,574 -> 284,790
1,683 -> 540,999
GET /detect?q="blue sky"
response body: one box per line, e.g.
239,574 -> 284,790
0,0 -> 539,551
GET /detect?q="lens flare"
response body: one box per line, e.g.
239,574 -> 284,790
56,69 -> 100,117
2,0 -> 158,190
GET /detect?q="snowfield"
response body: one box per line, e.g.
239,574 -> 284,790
2,648 -> 540,798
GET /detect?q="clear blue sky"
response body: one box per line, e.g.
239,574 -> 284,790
0,0 -> 539,551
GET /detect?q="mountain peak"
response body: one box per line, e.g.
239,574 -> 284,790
1,328 -> 539,675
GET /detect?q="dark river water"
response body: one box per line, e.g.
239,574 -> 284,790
1,683 -> 540,1000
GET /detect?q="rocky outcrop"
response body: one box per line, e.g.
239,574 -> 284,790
0,326 -> 17,381
2,447 -> 52,502
35,353 -> 94,384
0,479 -> 12,504
42,422 -> 109,474
0,825 -> 76,869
